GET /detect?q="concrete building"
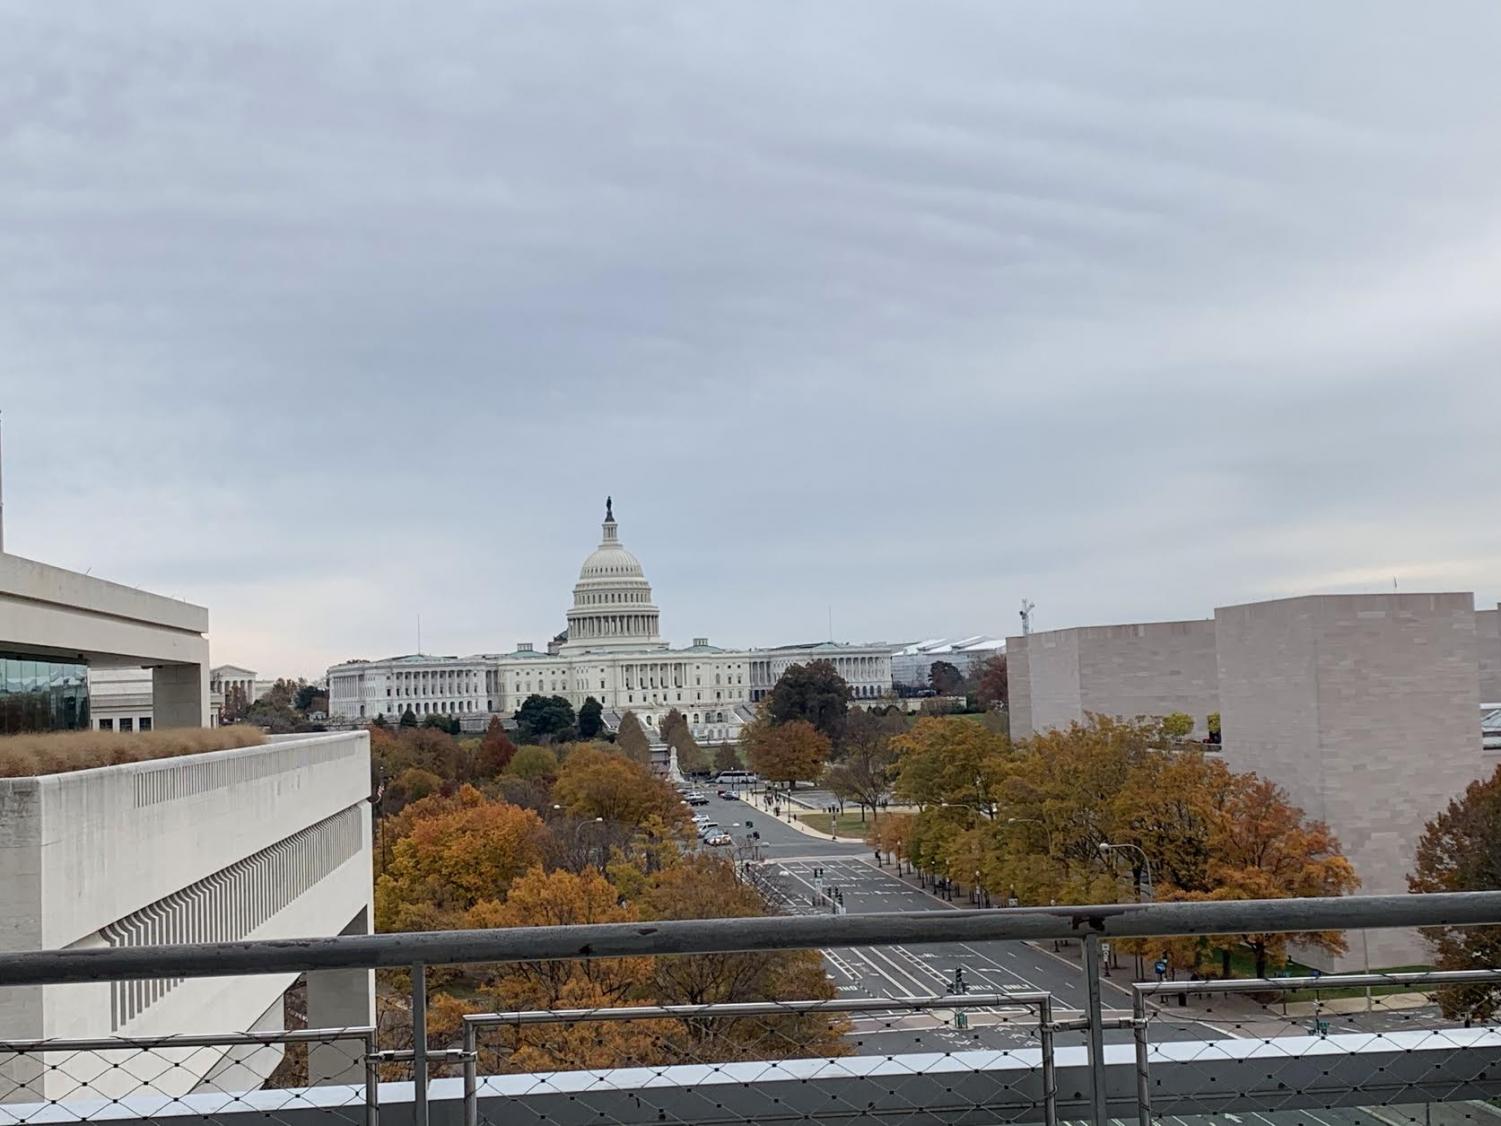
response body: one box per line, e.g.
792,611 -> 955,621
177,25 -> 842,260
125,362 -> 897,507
1216,593 -> 1484,968
0,731 -> 373,1099
329,501 -> 895,747
1478,604 -> 1501,705
1,552 -> 211,732
1005,619 -> 1220,739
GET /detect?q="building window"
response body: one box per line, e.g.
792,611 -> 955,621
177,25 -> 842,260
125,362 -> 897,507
99,717 -> 113,731
119,717 -> 134,733
139,717 -> 152,732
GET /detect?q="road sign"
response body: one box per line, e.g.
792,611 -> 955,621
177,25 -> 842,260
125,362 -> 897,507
1154,960 -> 1168,977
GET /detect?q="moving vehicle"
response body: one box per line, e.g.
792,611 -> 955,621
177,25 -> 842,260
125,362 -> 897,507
713,770 -> 759,786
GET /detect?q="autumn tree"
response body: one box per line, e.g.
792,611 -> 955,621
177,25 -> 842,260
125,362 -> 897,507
973,653 -> 1008,710
375,787 -> 549,931
475,717 -> 518,775
889,716 -> 1011,817
745,718 -> 831,789
640,855 -> 848,1059
1202,773 -> 1359,977
928,660 -> 964,696
768,660 -> 850,741
823,709 -> 900,820
615,711 -> 651,765
553,746 -> 688,831
578,696 -> 604,739
1159,712 -> 1195,741
1410,767 -> 1501,1019
470,866 -> 650,1014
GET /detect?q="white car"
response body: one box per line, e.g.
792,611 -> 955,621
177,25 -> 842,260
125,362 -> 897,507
705,832 -> 732,847
696,822 -> 720,839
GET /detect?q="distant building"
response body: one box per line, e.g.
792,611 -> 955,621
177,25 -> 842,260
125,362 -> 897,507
890,637 -> 1005,691
328,500 -> 895,747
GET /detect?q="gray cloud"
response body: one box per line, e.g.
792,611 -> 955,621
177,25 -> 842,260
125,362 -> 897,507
3,1 -> 1500,674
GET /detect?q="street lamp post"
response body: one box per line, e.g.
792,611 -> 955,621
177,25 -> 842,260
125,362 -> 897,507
1097,842 -> 1154,901
1100,841 -> 1154,979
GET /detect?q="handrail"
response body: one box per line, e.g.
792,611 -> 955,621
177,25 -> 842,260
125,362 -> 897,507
0,891 -> 1497,986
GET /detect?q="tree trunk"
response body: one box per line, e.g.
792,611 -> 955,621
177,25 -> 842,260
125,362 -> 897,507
1254,945 -> 1268,980
1220,947 -> 1232,980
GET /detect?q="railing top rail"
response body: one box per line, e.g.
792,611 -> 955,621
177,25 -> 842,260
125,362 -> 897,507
0,1026 -> 375,1054
2,891 -> 1497,987
462,991 -> 1051,1027
1133,967 -> 1501,997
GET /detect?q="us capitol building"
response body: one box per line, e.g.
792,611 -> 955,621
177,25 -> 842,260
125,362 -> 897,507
327,500 -> 894,744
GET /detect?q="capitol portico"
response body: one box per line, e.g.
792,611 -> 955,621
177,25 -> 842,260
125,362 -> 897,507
327,501 -> 894,744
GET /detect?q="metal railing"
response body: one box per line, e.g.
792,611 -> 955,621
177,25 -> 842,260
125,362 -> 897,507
2,891 -> 1501,1126
460,992 -> 1057,1126
0,1025 -> 376,1125
1131,967 -> 1501,1126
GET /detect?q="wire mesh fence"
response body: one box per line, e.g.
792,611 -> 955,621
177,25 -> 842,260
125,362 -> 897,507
0,1027 -> 376,1126
1132,966 -> 1501,1126
461,992 -> 1058,1126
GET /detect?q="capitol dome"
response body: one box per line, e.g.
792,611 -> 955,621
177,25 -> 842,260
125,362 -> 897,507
560,499 -> 667,654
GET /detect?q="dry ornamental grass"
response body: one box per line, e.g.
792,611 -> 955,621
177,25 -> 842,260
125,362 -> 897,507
0,726 -> 266,778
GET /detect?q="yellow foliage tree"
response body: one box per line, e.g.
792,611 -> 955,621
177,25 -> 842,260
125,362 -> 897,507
375,786 -> 549,932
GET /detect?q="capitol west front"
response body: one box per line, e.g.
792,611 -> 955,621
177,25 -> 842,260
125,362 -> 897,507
327,502 -> 893,744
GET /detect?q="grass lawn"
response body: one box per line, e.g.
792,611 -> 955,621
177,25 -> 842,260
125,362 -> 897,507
797,811 -> 881,839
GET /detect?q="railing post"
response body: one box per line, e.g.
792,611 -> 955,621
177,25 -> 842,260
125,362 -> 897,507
412,963 -> 429,1126
1083,933 -> 1108,1126
363,1030 -> 380,1126
1037,994 -> 1058,1126
1133,987 -> 1151,1126
463,1019 -> 479,1126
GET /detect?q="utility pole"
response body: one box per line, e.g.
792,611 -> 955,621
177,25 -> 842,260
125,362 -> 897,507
1019,599 -> 1035,636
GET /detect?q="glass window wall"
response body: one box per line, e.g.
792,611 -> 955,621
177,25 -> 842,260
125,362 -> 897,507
0,655 -> 91,735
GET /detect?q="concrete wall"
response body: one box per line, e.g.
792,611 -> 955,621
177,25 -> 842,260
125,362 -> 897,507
1217,593 -> 1484,968
0,732 -> 374,1098
1479,605 -> 1501,705
1010,620 -> 1219,738
0,552 -> 211,727
1005,635 -> 1031,738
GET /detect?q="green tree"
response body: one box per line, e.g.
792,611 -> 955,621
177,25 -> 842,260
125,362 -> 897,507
400,707 -> 418,729
712,744 -> 741,773
768,660 -> 850,741
1409,767 -> 1501,1020
928,660 -> 964,695
616,711 -> 651,765
1160,712 -> 1195,741
515,695 -> 577,741
294,683 -> 323,712
578,697 -> 604,739
507,745 -> 559,782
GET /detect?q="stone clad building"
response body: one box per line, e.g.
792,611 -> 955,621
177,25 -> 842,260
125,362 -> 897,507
1005,619 -> 1220,739
327,501 -> 894,744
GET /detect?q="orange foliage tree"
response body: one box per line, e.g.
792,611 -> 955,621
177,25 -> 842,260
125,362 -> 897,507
375,786 -> 549,932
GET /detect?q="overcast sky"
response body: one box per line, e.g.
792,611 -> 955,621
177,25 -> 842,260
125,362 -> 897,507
4,3 -> 1500,678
